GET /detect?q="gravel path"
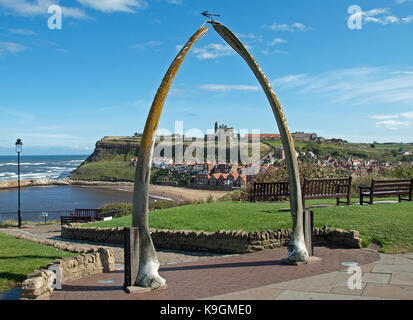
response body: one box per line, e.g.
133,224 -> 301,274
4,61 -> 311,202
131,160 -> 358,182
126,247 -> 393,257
0,224 -> 233,265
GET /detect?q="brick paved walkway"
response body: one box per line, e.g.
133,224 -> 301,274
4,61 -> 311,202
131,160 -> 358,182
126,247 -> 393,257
51,246 -> 380,300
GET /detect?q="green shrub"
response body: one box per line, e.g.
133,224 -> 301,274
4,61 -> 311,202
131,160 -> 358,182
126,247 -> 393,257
149,200 -> 181,211
206,194 -> 216,203
101,203 -> 132,218
101,200 -> 183,217
218,190 -> 241,202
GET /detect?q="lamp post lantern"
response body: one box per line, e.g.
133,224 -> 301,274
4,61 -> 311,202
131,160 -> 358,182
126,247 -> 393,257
15,138 -> 23,228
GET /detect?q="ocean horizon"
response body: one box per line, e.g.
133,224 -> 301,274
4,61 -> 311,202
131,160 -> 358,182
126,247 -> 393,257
0,155 -> 88,182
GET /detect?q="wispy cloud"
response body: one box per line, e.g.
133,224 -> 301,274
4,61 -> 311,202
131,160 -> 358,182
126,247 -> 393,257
272,66 -> 413,105
8,28 -> 37,36
131,40 -> 162,51
354,7 -> 413,25
0,41 -> 26,56
165,0 -> 182,4
0,107 -> 35,121
199,84 -> 260,92
236,33 -> 264,44
268,37 -> 287,46
191,43 -> 235,60
0,0 -> 88,19
76,0 -> 147,13
0,0 -> 148,18
266,22 -> 310,32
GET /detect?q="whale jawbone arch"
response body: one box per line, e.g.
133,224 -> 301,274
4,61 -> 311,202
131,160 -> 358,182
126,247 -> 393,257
210,21 -> 308,263
131,25 -> 209,288
131,21 -> 308,289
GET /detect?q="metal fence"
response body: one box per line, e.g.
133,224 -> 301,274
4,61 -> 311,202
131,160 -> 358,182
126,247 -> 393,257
0,210 -> 72,224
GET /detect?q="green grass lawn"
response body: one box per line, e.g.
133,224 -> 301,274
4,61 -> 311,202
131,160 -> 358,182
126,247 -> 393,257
87,199 -> 413,254
0,232 -> 76,293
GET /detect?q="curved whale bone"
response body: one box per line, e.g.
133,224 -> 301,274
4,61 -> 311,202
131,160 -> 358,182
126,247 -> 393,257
131,25 -> 209,288
210,21 -> 309,263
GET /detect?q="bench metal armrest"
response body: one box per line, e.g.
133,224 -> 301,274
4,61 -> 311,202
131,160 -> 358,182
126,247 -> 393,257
359,186 -> 371,190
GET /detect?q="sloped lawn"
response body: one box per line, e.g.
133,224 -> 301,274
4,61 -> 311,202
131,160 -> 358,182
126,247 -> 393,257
87,200 -> 413,254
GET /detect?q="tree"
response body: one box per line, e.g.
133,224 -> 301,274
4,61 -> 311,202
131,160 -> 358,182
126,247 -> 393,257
214,122 -> 218,133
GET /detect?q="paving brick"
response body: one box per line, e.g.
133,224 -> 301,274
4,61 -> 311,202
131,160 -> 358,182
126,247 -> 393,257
50,246 -> 380,300
362,272 -> 391,284
200,287 -> 283,300
390,272 -> 413,286
275,290 -> 380,300
372,264 -> 413,274
329,283 -> 366,296
362,283 -> 413,299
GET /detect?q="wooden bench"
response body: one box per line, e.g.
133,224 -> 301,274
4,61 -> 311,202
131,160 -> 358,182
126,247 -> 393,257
250,181 -> 289,203
302,177 -> 352,209
250,177 -> 352,209
359,178 -> 413,205
60,208 -> 103,225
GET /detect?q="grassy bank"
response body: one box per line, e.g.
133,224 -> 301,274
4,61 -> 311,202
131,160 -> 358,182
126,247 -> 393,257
0,232 -> 76,293
86,199 -> 413,254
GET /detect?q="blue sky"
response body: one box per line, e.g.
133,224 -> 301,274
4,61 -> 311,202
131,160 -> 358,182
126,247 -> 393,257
1,0 -> 413,155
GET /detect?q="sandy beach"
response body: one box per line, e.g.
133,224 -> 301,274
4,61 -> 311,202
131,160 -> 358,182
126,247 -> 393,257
97,184 -> 231,202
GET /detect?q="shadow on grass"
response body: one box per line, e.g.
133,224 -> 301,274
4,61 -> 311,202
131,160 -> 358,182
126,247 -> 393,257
0,272 -> 26,284
0,255 -> 65,260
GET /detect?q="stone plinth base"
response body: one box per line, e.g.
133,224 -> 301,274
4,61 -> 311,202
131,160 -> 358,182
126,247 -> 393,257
281,256 -> 322,266
125,283 -> 168,294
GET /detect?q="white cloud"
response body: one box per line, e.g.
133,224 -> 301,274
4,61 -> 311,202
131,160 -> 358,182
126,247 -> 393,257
236,33 -> 264,44
165,0 -> 182,4
268,37 -> 287,46
369,110 -> 413,130
359,7 -> 413,25
199,84 -> 260,92
0,41 -> 26,55
76,0 -> 147,13
375,119 -> 410,130
0,0 -> 148,18
192,43 -> 235,60
131,40 -> 162,50
267,22 -> 310,32
272,66 -> 413,105
0,0 -> 88,19
8,28 -> 37,36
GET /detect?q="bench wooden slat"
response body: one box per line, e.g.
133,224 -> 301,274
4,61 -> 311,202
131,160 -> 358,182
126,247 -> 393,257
251,177 -> 352,208
61,208 -> 103,225
360,178 -> 413,205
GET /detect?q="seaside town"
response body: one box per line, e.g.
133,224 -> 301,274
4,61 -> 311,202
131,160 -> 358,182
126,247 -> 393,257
127,124 -> 413,190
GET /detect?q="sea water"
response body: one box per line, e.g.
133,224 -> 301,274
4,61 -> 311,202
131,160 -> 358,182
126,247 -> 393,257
0,155 -> 136,223
0,155 -> 87,181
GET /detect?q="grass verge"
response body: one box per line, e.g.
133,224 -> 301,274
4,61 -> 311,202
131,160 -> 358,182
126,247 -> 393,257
0,232 -> 76,293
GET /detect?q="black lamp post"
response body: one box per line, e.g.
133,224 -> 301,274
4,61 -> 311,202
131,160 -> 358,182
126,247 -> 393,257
15,138 -> 23,228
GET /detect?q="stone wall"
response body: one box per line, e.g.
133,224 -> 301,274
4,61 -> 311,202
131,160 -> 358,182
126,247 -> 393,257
20,247 -> 115,300
13,231 -> 116,301
62,225 -> 362,253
